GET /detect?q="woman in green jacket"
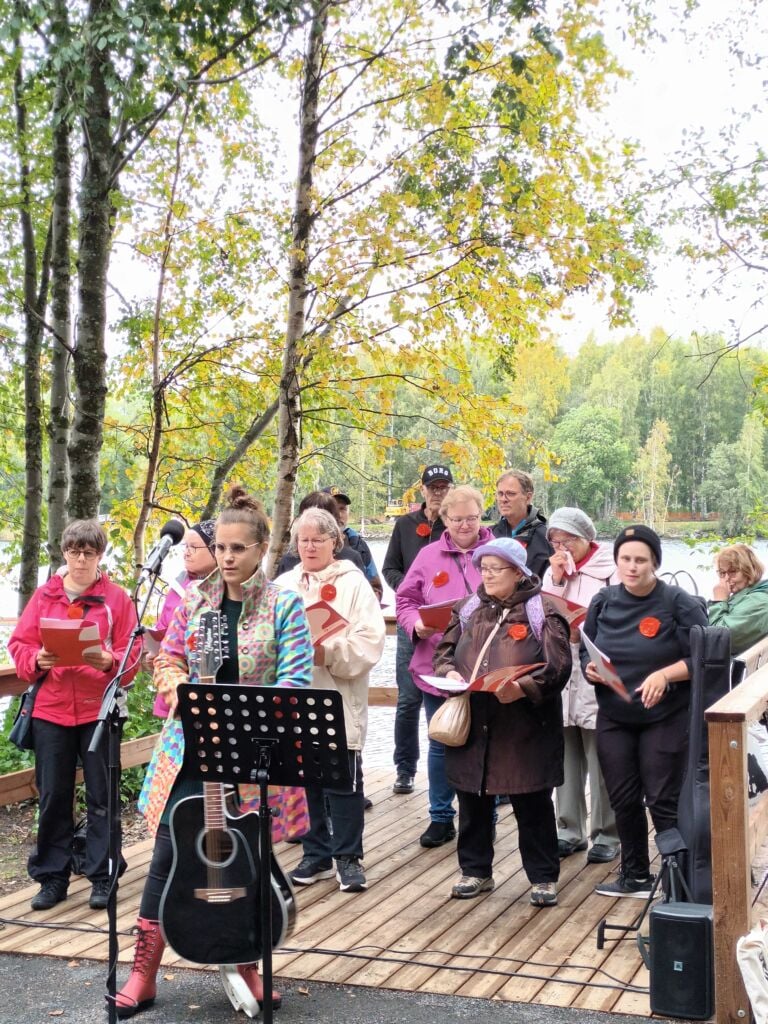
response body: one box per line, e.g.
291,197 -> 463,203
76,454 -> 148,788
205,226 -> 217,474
709,544 -> 768,656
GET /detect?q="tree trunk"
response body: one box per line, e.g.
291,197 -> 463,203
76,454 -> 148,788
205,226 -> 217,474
13,41 -> 50,611
266,0 -> 328,578
134,104 -> 191,568
68,0 -> 116,520
47,5 -> 73,566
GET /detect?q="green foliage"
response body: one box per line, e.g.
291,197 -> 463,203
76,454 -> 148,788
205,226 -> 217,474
701,413 -> 768,537
0,697 -> 35,775
120,670 -> 160,800
549,404 -> 632,517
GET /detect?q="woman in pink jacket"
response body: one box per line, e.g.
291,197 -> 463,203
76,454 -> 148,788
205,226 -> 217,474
8,519 -> 138,912
396,485 -> 493,848
145,519 -> 216,717
541,507 -> 619,864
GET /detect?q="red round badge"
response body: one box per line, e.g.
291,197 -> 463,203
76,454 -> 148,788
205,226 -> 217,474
432,570 -> 449,587
67,604 -> 84,619
320,584 -> 337,602
508,624 -> 528,641
638,616 -> 661,638
416,523 -> 431,537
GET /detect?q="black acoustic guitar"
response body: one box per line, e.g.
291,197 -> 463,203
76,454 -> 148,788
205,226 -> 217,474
160,610 -> 296,965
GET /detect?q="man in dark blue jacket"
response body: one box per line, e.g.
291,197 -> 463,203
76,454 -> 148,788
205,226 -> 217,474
382,464 -> 453,794
492,469 -> 552,578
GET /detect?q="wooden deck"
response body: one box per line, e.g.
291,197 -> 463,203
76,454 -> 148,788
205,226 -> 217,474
0,766 -> 659,1016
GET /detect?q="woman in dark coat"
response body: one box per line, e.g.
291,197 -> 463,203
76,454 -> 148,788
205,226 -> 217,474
432,537 -> 571,907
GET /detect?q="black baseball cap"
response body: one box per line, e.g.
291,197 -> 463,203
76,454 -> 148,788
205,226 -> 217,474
421,465 -> 453,486
322,485 -> 351,506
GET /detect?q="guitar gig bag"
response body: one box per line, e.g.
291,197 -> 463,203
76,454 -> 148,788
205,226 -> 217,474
676,624 -> 731,904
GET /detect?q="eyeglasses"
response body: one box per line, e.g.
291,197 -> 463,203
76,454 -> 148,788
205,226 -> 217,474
496,490 -> 525,500
425,483 -> 450,492
717,569 -> 742,579
479,564 -> 514,577
64,549 -> 100,561
181,543 -> 208,553
446,515 -> 480,526
214,542 -> 261,556
550,537 -> 579,549
298,536 -> 333,548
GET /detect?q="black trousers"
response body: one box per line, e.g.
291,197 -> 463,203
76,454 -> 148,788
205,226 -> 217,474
140,825 -> 173,920
457,788 -> 559,884
596,706 -> 688,879
29,718 -> 114,883
301,750 -> 365,862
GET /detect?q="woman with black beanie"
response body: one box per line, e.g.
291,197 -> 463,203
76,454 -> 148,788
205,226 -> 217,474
580,525 -> 708,898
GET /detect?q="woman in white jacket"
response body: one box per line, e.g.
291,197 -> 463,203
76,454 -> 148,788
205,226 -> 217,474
542,508 -> 620,864
275,508 -> 385,893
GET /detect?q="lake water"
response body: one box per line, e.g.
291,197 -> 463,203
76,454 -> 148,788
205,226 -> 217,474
4,536 -> 767,692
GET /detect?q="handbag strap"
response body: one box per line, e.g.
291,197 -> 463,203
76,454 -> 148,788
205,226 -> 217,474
468,611 -> 511,684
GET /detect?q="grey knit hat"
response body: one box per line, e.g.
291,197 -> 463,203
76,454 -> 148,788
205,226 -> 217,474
546,507 -> 596,543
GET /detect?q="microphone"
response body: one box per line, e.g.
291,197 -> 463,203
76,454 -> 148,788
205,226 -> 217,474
138,520 -> 185,581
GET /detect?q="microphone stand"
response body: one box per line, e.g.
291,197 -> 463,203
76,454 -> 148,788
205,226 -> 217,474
89,568 -> 166,1024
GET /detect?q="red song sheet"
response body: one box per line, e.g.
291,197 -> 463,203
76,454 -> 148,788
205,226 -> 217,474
39,618 -> 102,667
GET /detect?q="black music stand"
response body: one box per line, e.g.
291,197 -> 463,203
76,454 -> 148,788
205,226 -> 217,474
176,682 -> 351,1024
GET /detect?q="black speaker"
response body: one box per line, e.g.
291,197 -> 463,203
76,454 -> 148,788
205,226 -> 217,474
649,902 -> 714,1020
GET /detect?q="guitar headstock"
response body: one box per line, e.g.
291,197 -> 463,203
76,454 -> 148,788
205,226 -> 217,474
196,610 -> 228,681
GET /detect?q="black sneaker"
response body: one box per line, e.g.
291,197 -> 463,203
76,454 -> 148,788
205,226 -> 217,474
393,773 -> 414,794
594,872 -> 656,899
289,856 -> 335,886
31,878 -> 68,911
419,821 -> 456,848
89,879 -> 112,910
336,856 -> 367,892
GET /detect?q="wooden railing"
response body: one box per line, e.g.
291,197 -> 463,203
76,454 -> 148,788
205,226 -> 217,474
1,616 -> 399,806
706,635 -> 768,1024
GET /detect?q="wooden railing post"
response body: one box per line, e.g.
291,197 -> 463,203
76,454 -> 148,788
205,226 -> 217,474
708,717 -> 752,1024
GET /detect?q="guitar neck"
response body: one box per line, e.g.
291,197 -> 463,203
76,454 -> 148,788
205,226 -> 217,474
198,672 -> 227,828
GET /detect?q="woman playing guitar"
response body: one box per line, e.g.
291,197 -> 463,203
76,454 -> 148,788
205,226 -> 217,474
116,486 -> 313,1019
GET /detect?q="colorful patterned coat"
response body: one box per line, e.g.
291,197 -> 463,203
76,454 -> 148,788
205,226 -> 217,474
138,568 -> 313,840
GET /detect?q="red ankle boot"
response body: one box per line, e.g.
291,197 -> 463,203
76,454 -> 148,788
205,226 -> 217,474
115,917 -> 165,1019
219,962 -> 282,1017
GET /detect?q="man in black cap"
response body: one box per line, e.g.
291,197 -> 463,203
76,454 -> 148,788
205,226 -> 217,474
323,486 -> 383,600
383,464 -> 453,794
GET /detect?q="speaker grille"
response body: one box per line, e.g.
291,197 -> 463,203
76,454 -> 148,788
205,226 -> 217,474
649,903 -> 713,1020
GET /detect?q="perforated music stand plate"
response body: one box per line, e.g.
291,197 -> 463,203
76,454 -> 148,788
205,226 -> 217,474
177,683 -> 352,792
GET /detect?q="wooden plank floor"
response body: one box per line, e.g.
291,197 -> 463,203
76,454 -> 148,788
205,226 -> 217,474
0,766 -> 656,1016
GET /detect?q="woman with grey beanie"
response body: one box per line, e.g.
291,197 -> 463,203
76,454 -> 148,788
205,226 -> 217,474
542,508 -> 620,864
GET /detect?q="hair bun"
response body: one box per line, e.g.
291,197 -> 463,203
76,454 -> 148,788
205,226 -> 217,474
225,484 -> 265,516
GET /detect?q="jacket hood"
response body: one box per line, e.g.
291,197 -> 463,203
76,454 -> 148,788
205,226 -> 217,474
478,573 -> 543,610
575,542 -> 617,582
42,568 -> 110,599
293,557 -> 362,586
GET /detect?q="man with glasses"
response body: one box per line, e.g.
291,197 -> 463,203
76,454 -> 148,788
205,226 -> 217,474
383,464 -> 453,795
492,469 -> 552,578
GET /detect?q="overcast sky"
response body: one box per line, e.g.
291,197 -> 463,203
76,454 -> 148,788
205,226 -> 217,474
553,0 -> 767,352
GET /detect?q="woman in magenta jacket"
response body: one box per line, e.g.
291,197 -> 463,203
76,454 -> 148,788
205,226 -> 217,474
9,519 -> 138,913
396,485 -> 493,848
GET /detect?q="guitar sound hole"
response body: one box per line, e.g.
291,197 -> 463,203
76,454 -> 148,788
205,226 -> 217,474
198,828 -> 237,869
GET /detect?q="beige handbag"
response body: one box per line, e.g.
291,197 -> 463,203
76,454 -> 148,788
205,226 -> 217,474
427,691 -> 471,746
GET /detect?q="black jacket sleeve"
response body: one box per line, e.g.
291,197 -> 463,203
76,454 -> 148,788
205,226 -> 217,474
383,519 -> 407,592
